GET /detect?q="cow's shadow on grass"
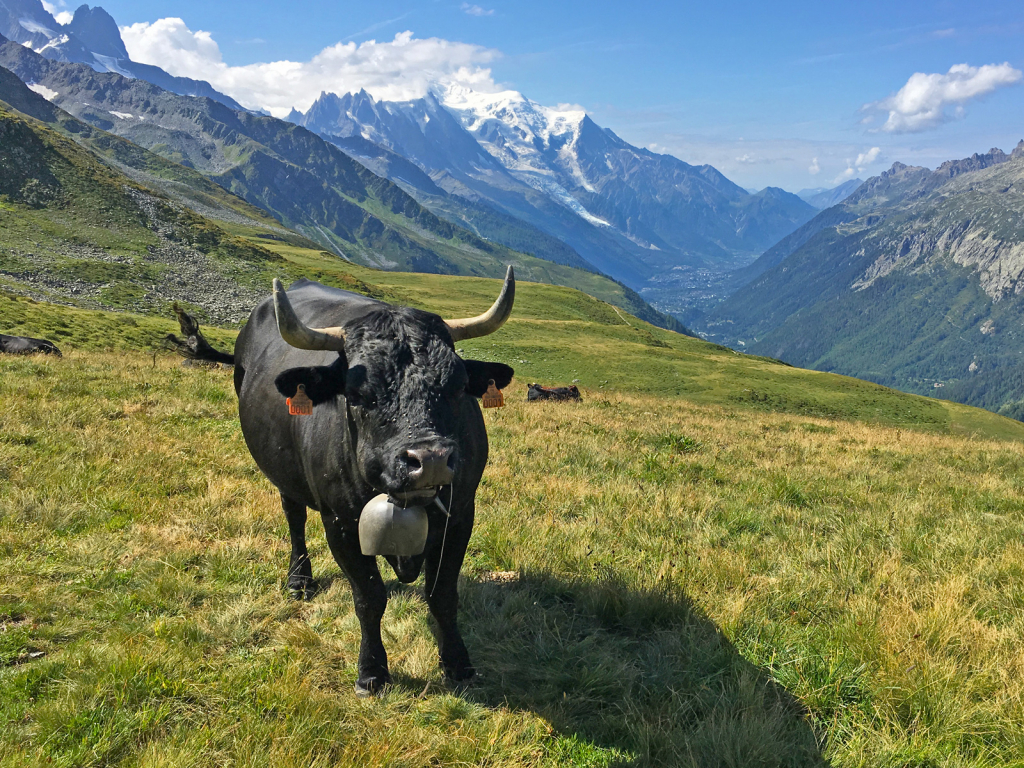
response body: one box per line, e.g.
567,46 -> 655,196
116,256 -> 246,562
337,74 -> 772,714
449,572 -> 830,768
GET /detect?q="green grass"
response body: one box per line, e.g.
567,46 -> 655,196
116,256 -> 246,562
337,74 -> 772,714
1,349 -> 1023,766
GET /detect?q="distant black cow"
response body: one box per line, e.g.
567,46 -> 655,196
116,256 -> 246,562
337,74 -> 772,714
0,334 -> 62,357
166,269 -> 515,696
527,383 -> 581,402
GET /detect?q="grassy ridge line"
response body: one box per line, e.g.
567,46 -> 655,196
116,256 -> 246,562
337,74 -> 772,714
1,352 -> 1023,765
2,267 -> 1022,441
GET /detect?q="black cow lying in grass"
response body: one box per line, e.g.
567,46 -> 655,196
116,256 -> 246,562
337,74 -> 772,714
527,383 -> 581,402
0,334 -> 62,357
166,269 -> 515,696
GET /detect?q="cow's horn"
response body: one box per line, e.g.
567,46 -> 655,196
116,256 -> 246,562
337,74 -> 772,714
445,265 -> 515,342
273,278 -> 347,351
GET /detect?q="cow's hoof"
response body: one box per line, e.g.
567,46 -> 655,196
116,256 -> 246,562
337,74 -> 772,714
354,673 -> 391,698
287,580 -> 316,601
287,582 -> 304,600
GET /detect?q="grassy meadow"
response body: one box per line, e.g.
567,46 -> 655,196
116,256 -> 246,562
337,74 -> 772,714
1,314 -> 1024,765
1,269 -> 1024,767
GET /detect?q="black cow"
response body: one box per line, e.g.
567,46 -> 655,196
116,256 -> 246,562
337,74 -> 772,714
527,383 -> 581,402
0,334 -> 62,357
167,270 -> 515,696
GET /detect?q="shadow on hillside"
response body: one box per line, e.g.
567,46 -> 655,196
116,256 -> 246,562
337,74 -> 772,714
451,572 -> 830,768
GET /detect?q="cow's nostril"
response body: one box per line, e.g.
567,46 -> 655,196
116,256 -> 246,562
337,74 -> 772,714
402,446 -> 455,488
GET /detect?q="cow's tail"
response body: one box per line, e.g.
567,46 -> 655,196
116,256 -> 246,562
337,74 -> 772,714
164,303 -> 235,365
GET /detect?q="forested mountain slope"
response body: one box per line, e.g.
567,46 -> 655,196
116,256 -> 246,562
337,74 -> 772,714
699,145 -> 1024,418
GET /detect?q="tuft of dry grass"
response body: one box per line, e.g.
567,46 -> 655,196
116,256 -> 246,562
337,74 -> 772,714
2,351 -> 1023,766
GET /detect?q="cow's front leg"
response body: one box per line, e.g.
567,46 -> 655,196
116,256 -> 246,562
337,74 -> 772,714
281,494 -> 313,599
424,509 -> 475,682
321,511 -> 390,696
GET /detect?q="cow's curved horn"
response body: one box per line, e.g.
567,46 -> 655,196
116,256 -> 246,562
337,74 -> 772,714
445,265 -> 515,342
273,278 -> 347,351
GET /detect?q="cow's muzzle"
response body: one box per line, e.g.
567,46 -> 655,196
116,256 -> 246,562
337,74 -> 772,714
403,446 -> 455,487
387,445 -> 456,505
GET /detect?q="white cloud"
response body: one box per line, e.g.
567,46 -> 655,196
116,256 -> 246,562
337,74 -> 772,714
42,0 -> 72,24
808,157 -> 820,175
834,146 -> 881,183
865,63 -> 1022,133
855,147 -> 880,166
120,19 -> 501,117
461,4 -> 495,16
735,153 -> 756,164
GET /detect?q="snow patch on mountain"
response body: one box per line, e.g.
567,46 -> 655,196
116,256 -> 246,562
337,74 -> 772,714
19,18 -> 57,38
440,84 -> 587,180
27,82 -> 57,100
437,83 -> 611,226
33,33 -> 67,55
91,52 -> 133,78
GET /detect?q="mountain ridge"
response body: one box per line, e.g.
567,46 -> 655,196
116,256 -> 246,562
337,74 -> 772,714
797,178 -> 863,209
0,2 -> 244,110
697,141 -> 1024,418
0,51 -> 685,331
292,86 -> 817,308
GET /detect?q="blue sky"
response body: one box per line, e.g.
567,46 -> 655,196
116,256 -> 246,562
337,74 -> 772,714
60,0 -> 1024,191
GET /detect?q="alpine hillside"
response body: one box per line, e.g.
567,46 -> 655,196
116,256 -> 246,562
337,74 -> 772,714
698,143 -> 1024,419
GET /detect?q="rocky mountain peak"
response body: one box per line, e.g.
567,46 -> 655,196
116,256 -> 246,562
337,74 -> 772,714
1012,140 -> 1024,160
64,5 -> 128,60
882,162 -> 909,178
0,0 -> 60,48
935,147 -> 1010,179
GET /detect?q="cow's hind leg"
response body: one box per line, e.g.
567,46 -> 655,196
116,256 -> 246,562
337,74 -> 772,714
424,511 -> 475,683
321,514 -> 391,696
281,494 -> 314,599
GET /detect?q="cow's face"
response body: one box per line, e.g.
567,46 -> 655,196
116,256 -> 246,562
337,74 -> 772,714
275,307 -> 512,503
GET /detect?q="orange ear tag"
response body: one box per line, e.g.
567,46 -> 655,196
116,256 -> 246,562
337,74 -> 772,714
287,384 -> 314,416
482,379 -> 505,409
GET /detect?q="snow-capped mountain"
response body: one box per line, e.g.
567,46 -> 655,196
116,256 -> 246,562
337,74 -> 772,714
0,1 -> 243,109
294,84 -> 817,293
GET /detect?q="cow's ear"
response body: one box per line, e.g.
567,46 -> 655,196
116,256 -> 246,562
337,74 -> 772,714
275,355 -> 347,405
463,360 -> 514,398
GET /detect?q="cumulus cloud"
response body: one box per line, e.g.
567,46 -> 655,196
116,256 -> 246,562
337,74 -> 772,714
808,157 -> 820,175
120,19 -> 501,116
864,63 -> 1022,133
461,4 -> 495,16
834,146 -> 881,183
855,147 -> 880,166
42,0 -> 72,25
735,153 -> 756,164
